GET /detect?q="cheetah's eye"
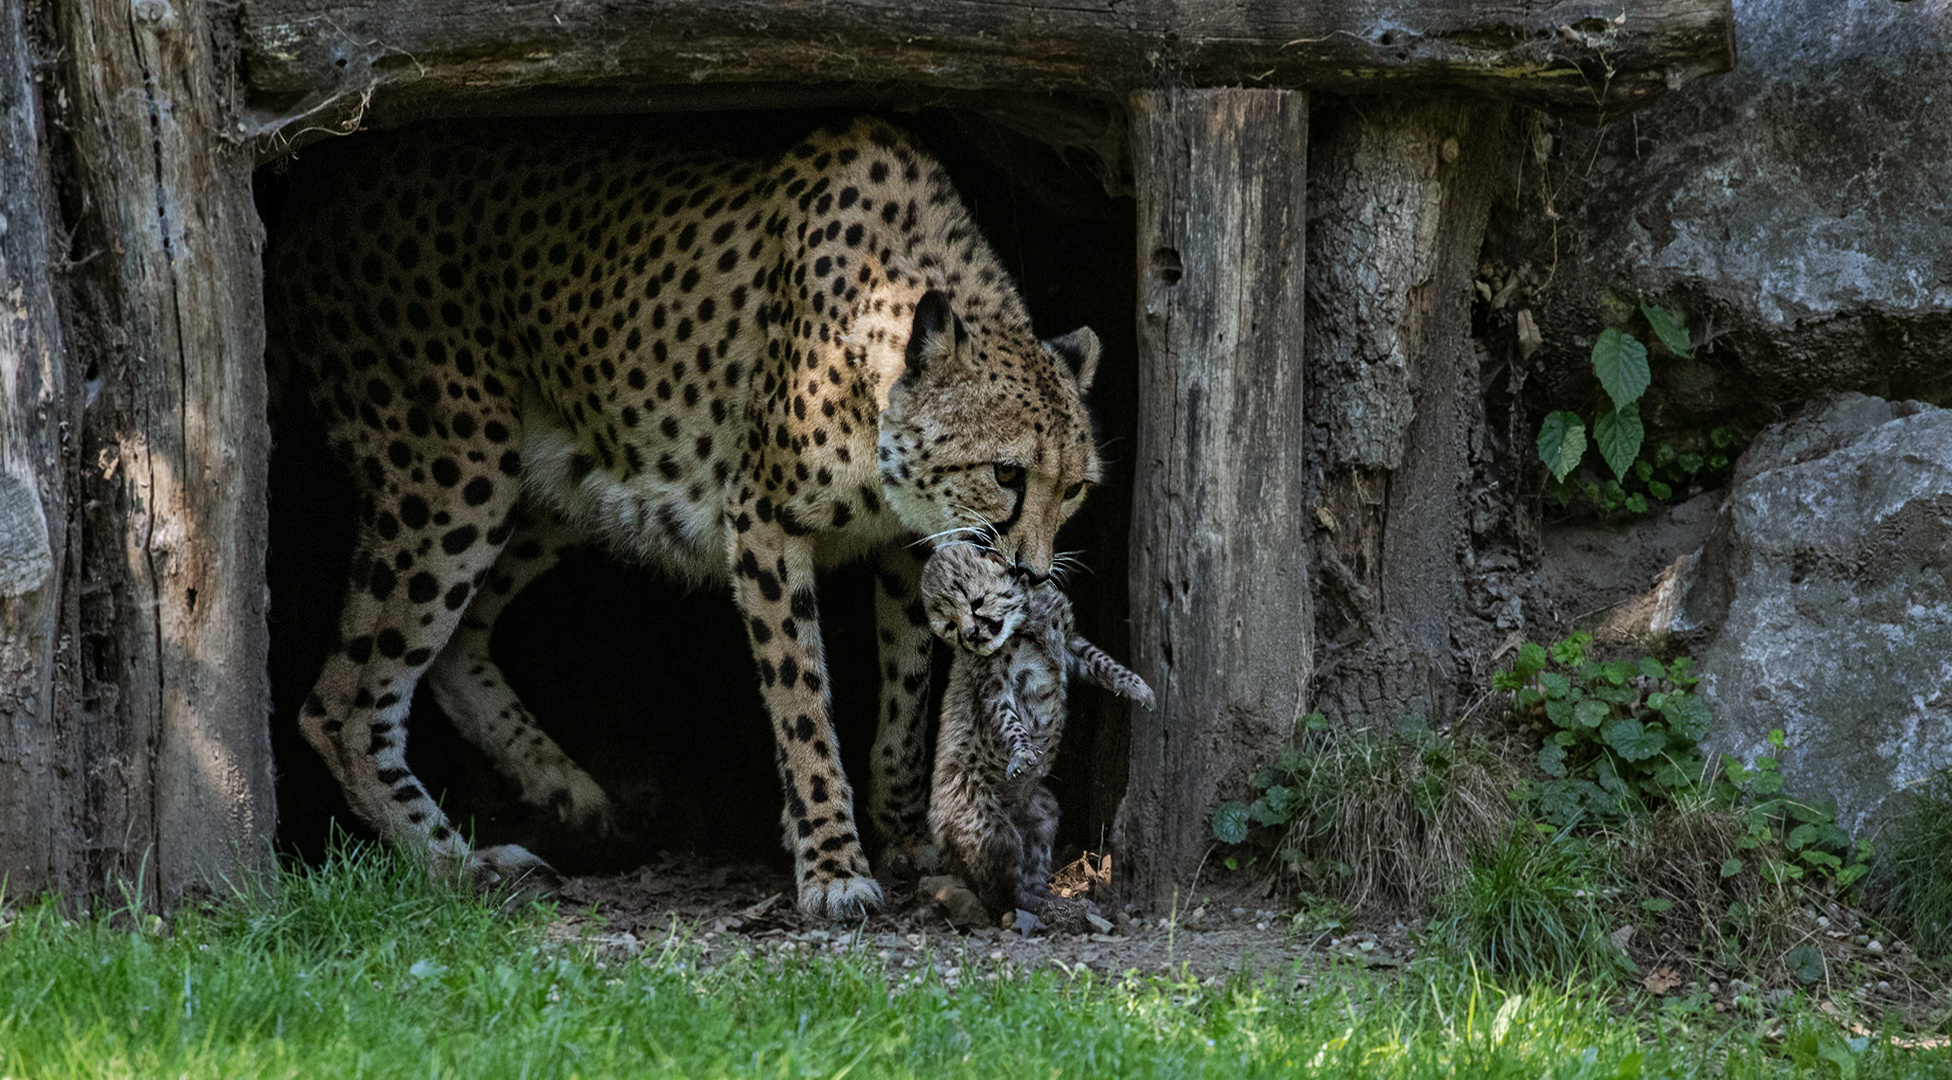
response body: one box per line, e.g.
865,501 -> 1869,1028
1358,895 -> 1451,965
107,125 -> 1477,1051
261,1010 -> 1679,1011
993,463 -> 1025,488
1063,481 -> 1084,500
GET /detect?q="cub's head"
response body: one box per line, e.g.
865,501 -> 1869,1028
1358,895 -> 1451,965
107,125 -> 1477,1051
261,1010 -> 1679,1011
878,290 -> 1102,578
919,542 -> 1028,656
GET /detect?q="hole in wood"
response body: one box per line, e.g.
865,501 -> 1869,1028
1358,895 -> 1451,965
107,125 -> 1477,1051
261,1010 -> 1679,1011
1151,247 -> 1183,286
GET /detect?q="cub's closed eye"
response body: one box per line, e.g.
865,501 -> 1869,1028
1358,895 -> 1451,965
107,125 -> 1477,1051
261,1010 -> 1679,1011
994,463 -> 1025,488
1063,481 -> 1084,500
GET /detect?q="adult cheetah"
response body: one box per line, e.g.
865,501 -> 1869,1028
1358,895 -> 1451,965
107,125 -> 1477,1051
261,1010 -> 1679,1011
267,117 -> 1104,916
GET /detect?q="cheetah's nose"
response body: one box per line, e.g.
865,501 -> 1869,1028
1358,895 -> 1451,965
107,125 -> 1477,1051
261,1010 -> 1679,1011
975,615 -> 1003,638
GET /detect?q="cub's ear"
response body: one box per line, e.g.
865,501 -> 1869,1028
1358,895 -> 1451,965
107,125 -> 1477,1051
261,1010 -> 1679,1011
902,290 -> 965,384
1043,326 -> 1101,394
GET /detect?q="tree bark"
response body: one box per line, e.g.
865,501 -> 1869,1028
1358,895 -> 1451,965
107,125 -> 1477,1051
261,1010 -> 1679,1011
0,0 -> 80,900
236,0 -> 1735,139
1115,88 -> 1311,912
1305,98 -> 1517,729
0,0 -> 276,906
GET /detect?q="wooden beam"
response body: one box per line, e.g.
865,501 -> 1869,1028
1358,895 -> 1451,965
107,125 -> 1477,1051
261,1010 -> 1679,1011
239,0 -> 1734,138
1114,88 -> 1311,911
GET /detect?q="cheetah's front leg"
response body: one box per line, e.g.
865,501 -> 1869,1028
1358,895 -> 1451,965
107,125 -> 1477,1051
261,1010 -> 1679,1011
867,542 -> 937,871
731,507 -> 881,917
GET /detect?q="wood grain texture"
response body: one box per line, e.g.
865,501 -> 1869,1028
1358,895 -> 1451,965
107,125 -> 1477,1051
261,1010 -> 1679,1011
1114,88 -> 1311,911
34,0 -> 276,900
238,0 -> 1735,137
1306,99 -> 1514,729
0,0 -> 80,897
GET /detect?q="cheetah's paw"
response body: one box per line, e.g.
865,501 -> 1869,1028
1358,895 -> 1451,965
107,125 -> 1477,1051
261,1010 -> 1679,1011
797,875 -> 884,919
465,844 -> 562,895
521,767 -> 616,833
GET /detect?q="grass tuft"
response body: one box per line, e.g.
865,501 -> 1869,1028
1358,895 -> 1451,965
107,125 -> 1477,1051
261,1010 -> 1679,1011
1437,827 -> 1622,981
1874,768 -> 1952,963
1253,724 -> 1522,913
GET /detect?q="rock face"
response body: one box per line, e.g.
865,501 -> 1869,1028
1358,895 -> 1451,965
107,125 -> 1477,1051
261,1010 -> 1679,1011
1682,395 -> 1952,835
1520,0 -> 1952,418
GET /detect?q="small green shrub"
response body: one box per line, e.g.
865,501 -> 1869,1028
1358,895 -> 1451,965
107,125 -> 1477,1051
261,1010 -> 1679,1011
1494,632 -> 1711,826
1874,767 -> 1952,962
1437,827 -> 1623,980
1711,729 -> 1873,894
1209,716 -> 1519,912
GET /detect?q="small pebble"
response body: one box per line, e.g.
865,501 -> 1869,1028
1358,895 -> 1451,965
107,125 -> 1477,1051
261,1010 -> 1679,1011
1878,980 -> 1893,993
1816,915 -> 1831,928
1867,940 -> 1884,954
1231,907 -> 1247,917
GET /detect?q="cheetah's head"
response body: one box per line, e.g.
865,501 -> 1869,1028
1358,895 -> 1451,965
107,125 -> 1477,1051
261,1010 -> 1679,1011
919,542 -> 1029,656
878,290 -> 1102,579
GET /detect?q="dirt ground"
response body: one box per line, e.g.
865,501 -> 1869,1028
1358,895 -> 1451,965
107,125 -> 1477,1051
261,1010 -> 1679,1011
545,852 -> 1421,985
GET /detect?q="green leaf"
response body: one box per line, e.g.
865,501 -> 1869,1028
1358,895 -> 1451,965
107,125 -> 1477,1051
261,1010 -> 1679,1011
1516,642 -> 1548,680
1211,801 -> 1252,844
1657,693 -> 1712,744
1786,943 -> 1824,985
1574,699 -> 1611,729
1537,411 -> 1587,482
1538,741 -> 1568,778
1639,299 -> 1692,357
1591,328 -> 1652,411
1720,857 -> 1744,878
1624,493 -> 1648,514
1835,864 -> 1869,888
1539,672 -> 1572,700
1603,717 -> 1666,761
1785,822 -> 1819,851
1647,479 -> 1673,501
1545,699 -> 1577,729
1762,858 -> 1804,883
1600,660 -> 1638,686
1641,897 -> 1674,913
1551,634 -> 1592,666
1593,405 -> 1645,482
1634,459 -> 1655,483
1753,771 -> 1785,796
1638,657 -> 1667,680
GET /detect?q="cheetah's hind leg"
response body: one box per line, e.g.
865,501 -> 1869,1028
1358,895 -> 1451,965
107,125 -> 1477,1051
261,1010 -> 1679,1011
424,508 -> 620,835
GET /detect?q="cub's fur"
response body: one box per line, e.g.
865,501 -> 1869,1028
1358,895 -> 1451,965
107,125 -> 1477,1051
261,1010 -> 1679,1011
921,543 -> 1151,915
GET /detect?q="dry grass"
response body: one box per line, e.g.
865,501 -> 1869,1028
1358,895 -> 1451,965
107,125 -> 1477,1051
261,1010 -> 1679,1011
1270,726 -> 1523,914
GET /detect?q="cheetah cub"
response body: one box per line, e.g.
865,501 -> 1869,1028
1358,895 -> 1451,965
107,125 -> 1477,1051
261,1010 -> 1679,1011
922,543 -> 1152,917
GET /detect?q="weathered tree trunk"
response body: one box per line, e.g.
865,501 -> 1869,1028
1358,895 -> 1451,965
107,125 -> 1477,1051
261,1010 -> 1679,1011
1115,89 -> 1312,912
1,0 -> 80,899
0,0 -> 275,906
1305,98 -> 1517,728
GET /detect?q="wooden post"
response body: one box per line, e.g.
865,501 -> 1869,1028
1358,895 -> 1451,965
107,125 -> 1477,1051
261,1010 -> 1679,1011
1,0 -> 78,899
1115,89 -> 1312,911
0,0 -> 276,905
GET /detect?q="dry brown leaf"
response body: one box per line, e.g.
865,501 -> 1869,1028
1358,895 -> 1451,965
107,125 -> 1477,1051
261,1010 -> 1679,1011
1642,964 -> 1684,995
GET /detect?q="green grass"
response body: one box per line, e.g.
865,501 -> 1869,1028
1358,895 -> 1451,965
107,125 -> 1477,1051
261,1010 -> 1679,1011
1876,768 -> 1952,963
0,846 -> 1946,1078
1438,826 -> 1622,982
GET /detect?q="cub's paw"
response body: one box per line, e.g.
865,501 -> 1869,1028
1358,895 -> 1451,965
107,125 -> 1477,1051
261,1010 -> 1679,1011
798,873 -> 884,919
875,834 -> 941,880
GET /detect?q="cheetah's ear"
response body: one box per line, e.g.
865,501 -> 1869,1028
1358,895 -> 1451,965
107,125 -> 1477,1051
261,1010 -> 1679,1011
1043,327 -> 1101,394
901,289 -> 964,385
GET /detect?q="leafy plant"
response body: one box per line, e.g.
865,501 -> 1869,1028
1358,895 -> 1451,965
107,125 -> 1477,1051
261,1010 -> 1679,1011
1538,298 -> 1739,515
1494,632 -> 1712,827
1712,729 -> 1873,894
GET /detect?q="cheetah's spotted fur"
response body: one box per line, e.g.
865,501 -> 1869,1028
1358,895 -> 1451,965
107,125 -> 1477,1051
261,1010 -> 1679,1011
922,543 -> 1150,916
268,118 -> 1103,916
